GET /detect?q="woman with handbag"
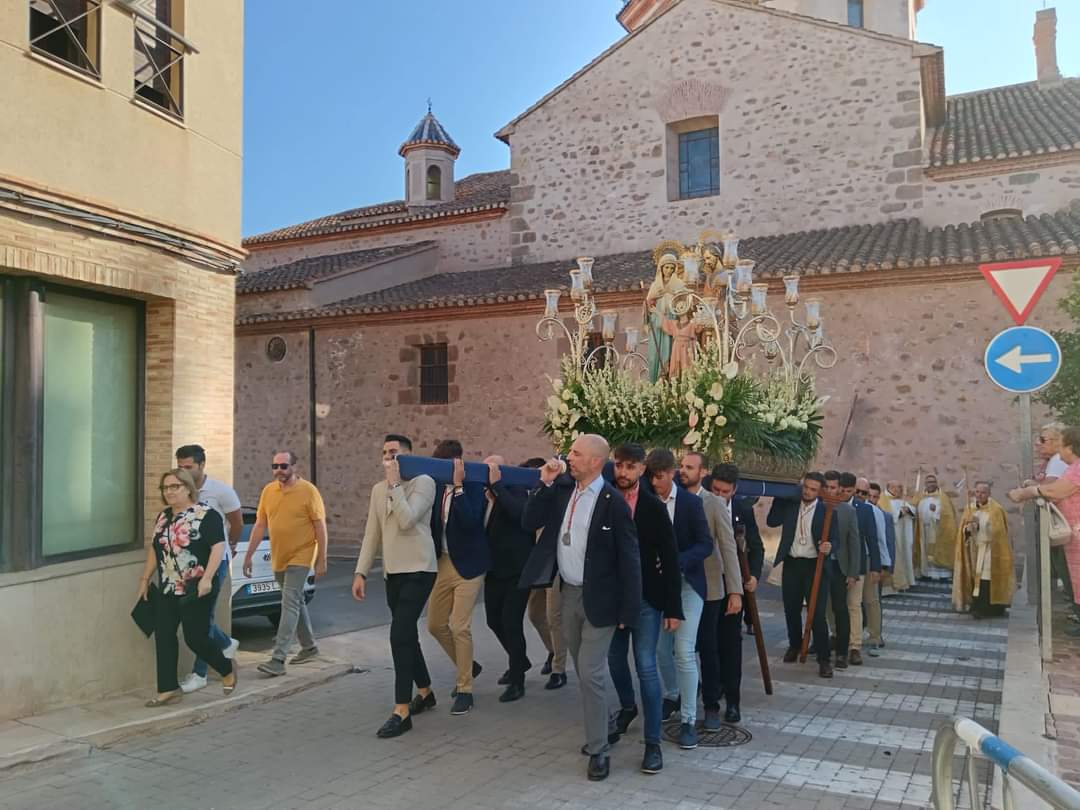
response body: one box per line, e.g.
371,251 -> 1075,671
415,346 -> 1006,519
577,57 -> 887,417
136,468 -> 238,706
1009,426 -> 1080,636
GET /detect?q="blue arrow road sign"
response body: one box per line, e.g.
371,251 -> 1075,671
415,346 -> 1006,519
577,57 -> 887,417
984,326 -> 1062,393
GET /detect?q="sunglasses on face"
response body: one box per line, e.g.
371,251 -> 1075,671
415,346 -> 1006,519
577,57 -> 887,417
271,463 -> 291,470
856,489 -> 870,496
1038,436 -> 1050,444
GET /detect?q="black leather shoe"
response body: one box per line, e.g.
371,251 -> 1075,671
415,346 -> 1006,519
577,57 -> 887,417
450,693 -> 474,715
498,684 -> 525,703
835,654 -> 849,670
376,714 -> 412,738
641,743 -> 663,774
587,754 -> 610,781
497,670 -> 511,686
783,647 -> 798,663
661,697 -> 680,721
580,731 -> 621,755
541,653 -> 553,675
545,673 -> 567,690
409,691 -> 436,715
614,705 -> 638,735
725,704 -> 741,724
819,661 -> 834,679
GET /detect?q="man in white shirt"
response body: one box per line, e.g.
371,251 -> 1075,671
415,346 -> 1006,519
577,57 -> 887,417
175,444 -> 243,693
520,435 -> 641,782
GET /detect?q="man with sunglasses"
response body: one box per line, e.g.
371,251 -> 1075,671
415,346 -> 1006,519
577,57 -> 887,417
243,451 -> 328,677
843,473 -> 882,662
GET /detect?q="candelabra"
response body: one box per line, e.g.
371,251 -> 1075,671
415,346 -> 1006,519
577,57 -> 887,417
536,257 -> 649,373
673,231 -> 838,390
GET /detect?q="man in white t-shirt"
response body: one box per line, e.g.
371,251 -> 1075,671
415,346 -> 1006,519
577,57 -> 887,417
175,444 -> 244,692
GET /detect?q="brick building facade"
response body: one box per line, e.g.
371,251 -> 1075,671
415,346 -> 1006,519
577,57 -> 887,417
236,0 -> 1080,548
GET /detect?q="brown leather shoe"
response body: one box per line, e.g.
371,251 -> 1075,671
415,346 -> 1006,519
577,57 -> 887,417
848,649 -> 864,666
782,647 -> 798,663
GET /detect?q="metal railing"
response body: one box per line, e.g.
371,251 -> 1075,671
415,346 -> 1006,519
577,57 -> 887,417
933,717 -> 1080,810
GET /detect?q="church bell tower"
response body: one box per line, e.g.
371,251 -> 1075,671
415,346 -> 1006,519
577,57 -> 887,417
400,105 -> 460,206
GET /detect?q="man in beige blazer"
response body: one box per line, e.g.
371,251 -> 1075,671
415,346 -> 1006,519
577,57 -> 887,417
353,433 -> 439,739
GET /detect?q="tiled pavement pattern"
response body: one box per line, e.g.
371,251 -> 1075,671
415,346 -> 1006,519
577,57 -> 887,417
1047,596 -> 1080,791
0,581 -> 1006,810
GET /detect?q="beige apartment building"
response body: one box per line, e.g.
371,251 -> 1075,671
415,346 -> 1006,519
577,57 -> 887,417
0,0 -> 244,719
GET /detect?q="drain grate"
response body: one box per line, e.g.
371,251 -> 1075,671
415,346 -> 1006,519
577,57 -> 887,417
661,719 -> 753,747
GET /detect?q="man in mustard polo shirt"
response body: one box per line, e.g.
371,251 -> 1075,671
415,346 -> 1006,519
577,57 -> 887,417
243,450 -> 328,676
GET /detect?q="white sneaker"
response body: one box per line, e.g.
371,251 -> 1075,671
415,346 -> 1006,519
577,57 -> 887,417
179,673 -> 207,694
223,638 -> 240,659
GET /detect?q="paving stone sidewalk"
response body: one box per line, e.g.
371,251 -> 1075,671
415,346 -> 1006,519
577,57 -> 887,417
0,581 -> 1005,810
1045,596 -> 1080,791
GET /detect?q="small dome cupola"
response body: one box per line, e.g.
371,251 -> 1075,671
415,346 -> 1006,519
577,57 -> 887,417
400,104 -> 460,206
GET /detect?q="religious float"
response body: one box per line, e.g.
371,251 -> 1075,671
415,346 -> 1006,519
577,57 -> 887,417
535,232 -> 837,492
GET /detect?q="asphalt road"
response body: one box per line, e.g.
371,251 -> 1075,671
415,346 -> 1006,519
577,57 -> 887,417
230,559 -> 391,653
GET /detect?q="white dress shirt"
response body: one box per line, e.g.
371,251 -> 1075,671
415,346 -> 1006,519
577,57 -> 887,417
660,482 -> 678,523
556,475 -> 604,586
871,503 -> 892,568
789,499 -> 819,559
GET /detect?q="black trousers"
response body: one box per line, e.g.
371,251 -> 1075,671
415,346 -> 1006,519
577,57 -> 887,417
971,580 -> 1006,618
826,559 -> 852,658
1052,546 -> 1075,602
386,571 -> 437,705
698,598 -> 722,711
484,574 -> 532,686
717,594 -> 744,708
154,585 -> 233,694
781,556 -> 830,663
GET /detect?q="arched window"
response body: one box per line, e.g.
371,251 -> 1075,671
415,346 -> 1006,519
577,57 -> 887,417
426,165 -> 442,201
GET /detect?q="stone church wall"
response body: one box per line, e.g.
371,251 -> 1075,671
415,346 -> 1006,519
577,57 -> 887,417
922,164 -> 1080,228
234,270 -> 1072,549
504,0 -> 926,264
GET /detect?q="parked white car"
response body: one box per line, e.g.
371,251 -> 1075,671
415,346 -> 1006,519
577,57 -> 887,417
230,506 -> 315,626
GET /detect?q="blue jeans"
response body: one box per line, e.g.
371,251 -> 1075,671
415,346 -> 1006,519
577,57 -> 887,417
192,559 -> 231,678
657,577 -> 705,724
608,601 -> 663,745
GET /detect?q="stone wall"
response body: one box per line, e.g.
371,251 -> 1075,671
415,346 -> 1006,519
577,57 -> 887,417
923,163 -> 1080,227
243,215 -> 508,276
0,209 -> 237,720
234,266 -> 1073,550
503,0 -> 926,264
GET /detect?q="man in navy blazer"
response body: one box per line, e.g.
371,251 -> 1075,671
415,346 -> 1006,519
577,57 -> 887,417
520,434 -> 641,782
645,448 -> 714,751
427,439 -> 491,716
840,472 -> 881,663
766,471 -> 837,678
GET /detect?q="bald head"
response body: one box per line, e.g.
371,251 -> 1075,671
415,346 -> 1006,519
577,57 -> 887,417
483,454 -> 505,467
855,476 -> 870,502
568,433 -> 609,484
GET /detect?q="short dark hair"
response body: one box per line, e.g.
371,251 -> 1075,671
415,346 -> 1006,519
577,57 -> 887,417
684,451 -> 708,467
711,463 -> 739,485
838,472 -> 857,488
274,450 -> 298,465
1062,427 -> 1080,455
522,457 -> 546,469
804,471 -> 826,486
823,469 -> 841,482
645,448 -> 676,475
433,439 -> 463,459
175,444 -> 206,465
614,443 -> 646,463
869,482 -> 882,493
384,434 -> 412,451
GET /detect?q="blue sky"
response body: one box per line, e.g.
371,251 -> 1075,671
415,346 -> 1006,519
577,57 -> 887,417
242,0 -> 1079,237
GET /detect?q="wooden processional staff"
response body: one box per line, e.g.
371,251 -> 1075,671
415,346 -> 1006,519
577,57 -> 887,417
798,494 -> 841,663
735,525 -> 773,695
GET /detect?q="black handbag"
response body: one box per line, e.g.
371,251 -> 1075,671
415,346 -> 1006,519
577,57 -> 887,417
131,582 -> 158,637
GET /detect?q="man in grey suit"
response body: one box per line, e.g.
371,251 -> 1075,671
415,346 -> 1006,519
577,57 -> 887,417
823,471 -> 863,670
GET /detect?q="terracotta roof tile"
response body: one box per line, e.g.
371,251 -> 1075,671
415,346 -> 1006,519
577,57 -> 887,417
237,201 -> 1080,324
236,241 -> 436,293
928,78 -> 1080,168
242,170 -> 510,247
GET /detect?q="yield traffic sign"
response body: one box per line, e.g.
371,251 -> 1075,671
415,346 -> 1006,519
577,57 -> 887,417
984,326 -> 1062,393
980,258 -> 1062,325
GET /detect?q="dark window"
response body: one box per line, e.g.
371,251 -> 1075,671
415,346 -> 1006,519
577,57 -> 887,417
678,128 -> 720,200
29,0 -> 101,77
133,0 -> 184,118
426,165 -> 442,201
419,344 -> 448,404
980,208 -> 1023,222
847,0 -> 864,27
266,336 -> 287,362
0,277 -> 144,572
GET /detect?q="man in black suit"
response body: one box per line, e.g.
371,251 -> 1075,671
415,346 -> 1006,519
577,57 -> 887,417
428,439 -> 491,716
766,472 -> 836,678
521,434 -> 641,782
821,471 -> 862,671
483,455 -> 544,704
708,463 -> 763,723
607,443 -> 683,775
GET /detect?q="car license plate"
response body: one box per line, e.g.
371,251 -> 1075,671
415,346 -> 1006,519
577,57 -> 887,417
249,581 -> 280,595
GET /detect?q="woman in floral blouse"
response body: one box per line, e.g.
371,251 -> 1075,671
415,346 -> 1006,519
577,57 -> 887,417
137,468 -> 238,706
